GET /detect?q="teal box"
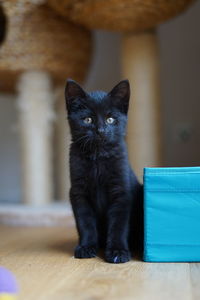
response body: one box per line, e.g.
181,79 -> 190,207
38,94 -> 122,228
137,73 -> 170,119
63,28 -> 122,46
143,166 -> 200,262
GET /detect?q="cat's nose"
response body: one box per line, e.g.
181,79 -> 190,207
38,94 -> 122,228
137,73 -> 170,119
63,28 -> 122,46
97,128 -> 104,136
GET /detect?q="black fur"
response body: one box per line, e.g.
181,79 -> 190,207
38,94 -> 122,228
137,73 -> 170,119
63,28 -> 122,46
65,79 -> 143,263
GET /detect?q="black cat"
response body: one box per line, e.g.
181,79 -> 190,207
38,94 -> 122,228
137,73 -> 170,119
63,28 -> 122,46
65,79 -> 143,263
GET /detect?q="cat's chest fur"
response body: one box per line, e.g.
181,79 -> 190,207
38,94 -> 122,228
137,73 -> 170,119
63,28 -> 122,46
87,158 -> 109,214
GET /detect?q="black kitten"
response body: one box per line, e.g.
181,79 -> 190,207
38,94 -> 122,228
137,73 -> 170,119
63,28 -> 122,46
65,79 -> 143,263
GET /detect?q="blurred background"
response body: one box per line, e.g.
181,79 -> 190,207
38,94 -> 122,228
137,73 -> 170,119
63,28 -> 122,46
0,0 -> 199,210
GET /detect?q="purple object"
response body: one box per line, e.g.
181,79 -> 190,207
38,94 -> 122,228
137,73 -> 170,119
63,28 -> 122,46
0,266 -> 18,293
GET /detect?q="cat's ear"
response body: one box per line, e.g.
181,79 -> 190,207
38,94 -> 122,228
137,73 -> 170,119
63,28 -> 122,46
109,80 -> 130,114
65,79 -> 86,111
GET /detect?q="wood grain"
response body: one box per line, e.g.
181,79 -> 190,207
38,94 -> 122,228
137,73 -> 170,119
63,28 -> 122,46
0,223 -> 199,300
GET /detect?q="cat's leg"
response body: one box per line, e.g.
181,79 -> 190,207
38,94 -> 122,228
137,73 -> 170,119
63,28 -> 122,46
105,196 -> 131,263
70,188 -> 98,258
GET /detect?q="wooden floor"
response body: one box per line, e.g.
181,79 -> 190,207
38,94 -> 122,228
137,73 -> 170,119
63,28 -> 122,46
1,222 -> 200,300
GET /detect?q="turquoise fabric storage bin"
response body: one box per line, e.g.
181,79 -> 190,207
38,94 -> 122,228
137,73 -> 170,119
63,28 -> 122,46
143,166 -> 200,262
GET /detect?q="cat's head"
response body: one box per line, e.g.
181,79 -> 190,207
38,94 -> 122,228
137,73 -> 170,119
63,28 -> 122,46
65,79 -> 130,149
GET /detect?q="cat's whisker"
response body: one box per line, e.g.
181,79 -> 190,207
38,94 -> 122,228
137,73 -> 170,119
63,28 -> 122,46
81,137 -> 90,153
86,140 -> 91,153
74,134 -> 88,144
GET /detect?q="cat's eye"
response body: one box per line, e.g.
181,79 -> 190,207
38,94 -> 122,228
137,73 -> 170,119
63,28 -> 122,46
83,117 -> 92,124
106,117 -> 115,124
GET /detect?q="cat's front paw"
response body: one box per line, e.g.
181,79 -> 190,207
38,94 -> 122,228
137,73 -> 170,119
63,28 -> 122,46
74,245 -> 98,259
105,249 -> 131,264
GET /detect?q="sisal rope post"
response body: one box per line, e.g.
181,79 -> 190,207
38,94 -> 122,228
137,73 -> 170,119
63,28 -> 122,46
0,3 -> 92,91
16,71 -> 55,205
122,31 -> 162,179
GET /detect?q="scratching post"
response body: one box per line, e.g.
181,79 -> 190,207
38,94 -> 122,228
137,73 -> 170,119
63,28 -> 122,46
122,31 -> 162,178
17,71 -> 55,205
0,1 -> 92,205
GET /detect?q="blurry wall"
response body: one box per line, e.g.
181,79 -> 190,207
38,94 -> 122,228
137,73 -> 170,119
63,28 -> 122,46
158,0 -> 200,166
0,95 -> 21,203
0,0 -> 200,202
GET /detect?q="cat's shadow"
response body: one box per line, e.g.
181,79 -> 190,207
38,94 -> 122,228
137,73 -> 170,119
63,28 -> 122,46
49,239 -> 143,261
49,239 -> 106,260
